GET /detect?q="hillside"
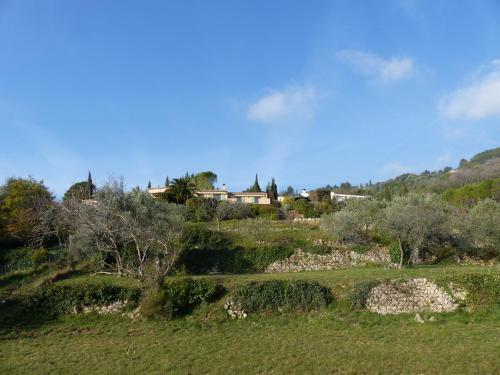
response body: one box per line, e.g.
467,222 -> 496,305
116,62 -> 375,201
367,147 -> 500,199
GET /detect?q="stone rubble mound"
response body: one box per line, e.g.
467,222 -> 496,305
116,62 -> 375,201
265,247 -> 390,273
224,300 -> 247,319
366,278 -> 458,315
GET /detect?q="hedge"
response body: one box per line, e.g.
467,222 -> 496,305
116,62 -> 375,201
232,280 -> 333,313
29,282 -> 142,315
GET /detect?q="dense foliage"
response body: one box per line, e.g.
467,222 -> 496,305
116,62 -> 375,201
348,280 -> 381,310
232,280 -> 333,313
29,282 -> 141,315
442,178 -> 500,207
140,277 -> 221,319
176,226 -> 293,274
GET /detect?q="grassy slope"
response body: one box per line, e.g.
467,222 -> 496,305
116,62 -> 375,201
1,265 -> 499,374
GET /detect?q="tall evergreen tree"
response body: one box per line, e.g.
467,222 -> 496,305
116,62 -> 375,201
87,171 -> 94,198
147,181 -> 152,189
271,178 -> 278,201
247,173 -> 262,192
165,176 -> 170,187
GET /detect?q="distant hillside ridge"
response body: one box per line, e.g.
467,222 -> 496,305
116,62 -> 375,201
366,147 -> 500,199
468,147 -> 500,166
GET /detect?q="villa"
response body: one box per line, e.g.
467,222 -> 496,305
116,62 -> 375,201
147,184 -> 271,205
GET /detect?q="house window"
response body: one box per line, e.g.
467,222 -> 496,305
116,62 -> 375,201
237,197 -> 243,203
253,197 -> 259,204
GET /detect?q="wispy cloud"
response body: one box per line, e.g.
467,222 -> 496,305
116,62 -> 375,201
382,153 -> 453,178
439,60 -> 500,120
336,50 -> 414,83
247,85 -> 317,125
382,161 -> 416,175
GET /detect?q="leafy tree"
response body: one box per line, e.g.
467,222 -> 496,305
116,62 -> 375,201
192,171 -> 217,190
72,180 -> 186,283
186,196 -> 217,222
63,180 -> 96,202
460,199 -> 500,258
0,177 -> 54,243
321,198 -> 383,244
379,193 -> 454,267
169,177 -> 196,204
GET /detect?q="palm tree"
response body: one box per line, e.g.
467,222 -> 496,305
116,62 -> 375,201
169,177 -> 196,204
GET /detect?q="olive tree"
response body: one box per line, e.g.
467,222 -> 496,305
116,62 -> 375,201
460,199 -> 500,258
379,193 -> 454,267
320,198 -> 383,244
72,180 -> 186,284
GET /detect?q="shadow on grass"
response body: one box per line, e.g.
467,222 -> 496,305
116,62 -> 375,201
0,297 -> 58,336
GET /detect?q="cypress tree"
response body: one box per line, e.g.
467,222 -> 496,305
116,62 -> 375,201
250,174 -> 262,192
87,171 -> 94,199
165,176 -> 170,187
271,178 -> 278,201
147,181 -> 152,189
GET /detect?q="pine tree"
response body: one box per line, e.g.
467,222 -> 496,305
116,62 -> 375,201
165,176 -> 170,187
147,181 -> 152,189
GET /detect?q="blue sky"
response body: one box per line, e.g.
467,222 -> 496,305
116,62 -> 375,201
1,0 -> 500,196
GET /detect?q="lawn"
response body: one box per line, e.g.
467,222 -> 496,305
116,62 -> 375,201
1,265 -> 499,374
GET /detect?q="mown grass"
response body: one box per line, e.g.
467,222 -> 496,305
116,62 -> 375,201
0,307 -> 499,374
1,264 -> 499,374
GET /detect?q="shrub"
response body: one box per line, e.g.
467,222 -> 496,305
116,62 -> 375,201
348,280 -> 381,310
251,204 -> 282,220
31,248 -> 48,267
30,282 -> 142,315
232,280 -> 333,313
177,226 -> 293,274
140,278 -> 222,319
440,273 -> 500,310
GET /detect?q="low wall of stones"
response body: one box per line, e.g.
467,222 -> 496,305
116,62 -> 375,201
366,278 -> 464,315
265,246 -> 391,273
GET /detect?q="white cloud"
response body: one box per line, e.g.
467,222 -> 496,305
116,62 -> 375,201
247,85 -> 316,124
439,60 -> 500,120
336,50 -> 414,83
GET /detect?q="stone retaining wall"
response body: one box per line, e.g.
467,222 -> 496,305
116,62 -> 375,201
265,246 -> 390,273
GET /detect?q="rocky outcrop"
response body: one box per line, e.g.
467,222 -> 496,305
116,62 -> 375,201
265,246 -> 390,273
366,278 -> 459,315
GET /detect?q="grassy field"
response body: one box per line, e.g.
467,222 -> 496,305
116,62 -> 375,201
1,265 -> 499,374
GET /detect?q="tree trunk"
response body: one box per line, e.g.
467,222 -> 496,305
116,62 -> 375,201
398,237 -> 404,269
409,247 -> 420,267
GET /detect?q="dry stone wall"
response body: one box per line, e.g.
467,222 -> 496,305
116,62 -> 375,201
366,278 -> 459,315
265,246 -> 390,273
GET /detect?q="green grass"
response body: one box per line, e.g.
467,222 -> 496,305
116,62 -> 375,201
0,307 -> 499,374
1,264 -> 499,374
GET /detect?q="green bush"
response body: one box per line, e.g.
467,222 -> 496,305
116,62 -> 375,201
232,280 -> 333,313
177,226 -> 293,274
31,248 -> 48,267
348,280 -> 381,310
441,273 -> 500,310
251,204 -> 282,220
141,278 -> 222,319
30,282 -> 142,315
